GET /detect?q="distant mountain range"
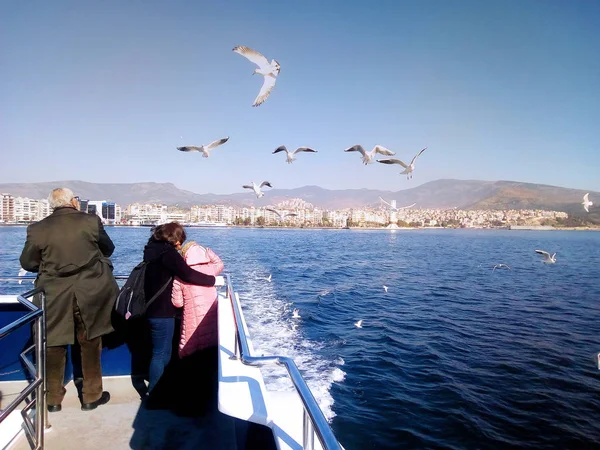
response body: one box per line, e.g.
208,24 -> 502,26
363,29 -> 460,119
1,179 -> 598,222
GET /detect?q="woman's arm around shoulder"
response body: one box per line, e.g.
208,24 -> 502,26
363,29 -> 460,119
163,247 -> 216,286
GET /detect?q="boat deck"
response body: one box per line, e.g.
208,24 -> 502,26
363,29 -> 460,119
4,348 -> 277,450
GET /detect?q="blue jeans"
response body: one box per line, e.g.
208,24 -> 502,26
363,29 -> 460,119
147,318 -> 175,393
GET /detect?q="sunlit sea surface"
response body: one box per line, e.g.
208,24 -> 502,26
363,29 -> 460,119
2,226 -> 600,449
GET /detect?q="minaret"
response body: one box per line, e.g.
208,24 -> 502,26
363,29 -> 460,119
389,200 -> 397,224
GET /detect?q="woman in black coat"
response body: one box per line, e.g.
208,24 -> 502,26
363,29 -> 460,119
143,222 -> 222,394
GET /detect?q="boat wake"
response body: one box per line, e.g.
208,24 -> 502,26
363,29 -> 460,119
236,270 -> 346,422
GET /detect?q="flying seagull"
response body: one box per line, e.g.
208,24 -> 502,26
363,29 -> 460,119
354,320 -> 363,328
344,144 -> 395,165
266,274 -> 272,282
292,308 -> 301,319
535,250 -> 556,264
273,145 -> 318,164
242,181 -> 272,198
177,137 -> 229,158
377,147 -> 427,179
492,264 -> 512,272
582,193 -> 593,212
378,197 -> 416,211
266,208 -> 298,221
383,285 -> 388,293
18,267 -> 30,285
233,45 -> 280,107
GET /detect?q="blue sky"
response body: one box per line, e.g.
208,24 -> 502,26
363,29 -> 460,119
1,0 -> 599,194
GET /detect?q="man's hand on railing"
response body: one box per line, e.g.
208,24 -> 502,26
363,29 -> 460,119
214,275 -> 225,287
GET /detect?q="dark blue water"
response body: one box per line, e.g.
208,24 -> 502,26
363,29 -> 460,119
2,226 -> 600,449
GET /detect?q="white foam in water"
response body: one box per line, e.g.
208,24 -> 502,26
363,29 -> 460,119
237,271 -> 346,422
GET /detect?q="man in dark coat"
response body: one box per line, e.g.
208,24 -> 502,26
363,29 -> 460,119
20,187 -> 119,412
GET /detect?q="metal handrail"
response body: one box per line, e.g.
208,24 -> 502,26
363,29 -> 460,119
225,275 -> 343,450
0,285 -> 47,450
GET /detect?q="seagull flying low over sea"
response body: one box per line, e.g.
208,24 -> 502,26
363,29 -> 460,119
272,146 -> 318,164
535,250 -> 556,264
177,137 -> 229,158
378,197 -> 416,211
18,267 -> 30,285
344,145 -> 395,165
266,274 -> 272,282
242,181 -> 272,198
492,264 -> 512,272
266,208 -> 298,221
354,320 -> 363,328
233,45 -> 280,107
377,147 -> 427,179
383,285 -> 388,293
292,308 -> 301,319
582,193 -> 593,212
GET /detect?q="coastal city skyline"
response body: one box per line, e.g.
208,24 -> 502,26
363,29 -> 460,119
0,190 -> 574,229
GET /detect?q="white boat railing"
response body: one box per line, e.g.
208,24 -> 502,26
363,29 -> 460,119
0,281 -> 48,450
225,275 -> 343,450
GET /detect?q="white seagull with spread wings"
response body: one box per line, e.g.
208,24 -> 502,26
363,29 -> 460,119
377,147 -> 427,179
177,137 -> 229,158
233,46 -> 280,107
266,208 -> 298,221
378,197 -> 416,211
582,193 -> 593,212
535,250 -> 556,264
242,181 -> 272,198
344,144 -> 395,165
273,145 -> 318,164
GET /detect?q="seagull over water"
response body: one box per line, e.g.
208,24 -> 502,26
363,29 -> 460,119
354,320 -> 363,328
18,267 -> 29,285
492,264 -> 512,272
377,147 -> 427,179
535,250 -> 556,264
383,285 -> 388,293
292,309 -> 301,319
582,193 -> 593,212
242,181 -> 272,198
233,45 -> 280,107
344,145 -> 395,165
266,208 -> 298,221
273,146 -> 318,164
266,274 -> 272,282
177,137 -> 229,158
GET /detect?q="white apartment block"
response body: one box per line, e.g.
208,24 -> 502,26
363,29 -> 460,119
13,197 -> 51,222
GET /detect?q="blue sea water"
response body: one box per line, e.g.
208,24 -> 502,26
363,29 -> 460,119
2,226 -> 600,449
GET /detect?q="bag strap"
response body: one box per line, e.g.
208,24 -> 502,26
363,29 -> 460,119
143,248 -> 174,308
144,276 -> 173,309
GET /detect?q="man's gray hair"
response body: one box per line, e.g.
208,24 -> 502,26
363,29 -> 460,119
48,187 -> 76,209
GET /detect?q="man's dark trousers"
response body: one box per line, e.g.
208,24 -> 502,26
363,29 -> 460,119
46,300 -> 103,406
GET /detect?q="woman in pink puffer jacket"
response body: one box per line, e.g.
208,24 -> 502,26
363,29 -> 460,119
171,241 -> 224,358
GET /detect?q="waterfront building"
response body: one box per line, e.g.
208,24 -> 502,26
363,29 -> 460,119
1,193 -> 15,223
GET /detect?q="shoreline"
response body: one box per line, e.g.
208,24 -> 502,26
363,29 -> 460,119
1,223 -> 599,231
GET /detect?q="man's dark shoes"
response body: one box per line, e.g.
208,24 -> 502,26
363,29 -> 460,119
47,404 -> 61,413
81,391 -> 110,411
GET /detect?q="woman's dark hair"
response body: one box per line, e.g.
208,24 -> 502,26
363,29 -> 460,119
152,222 -> 186,246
